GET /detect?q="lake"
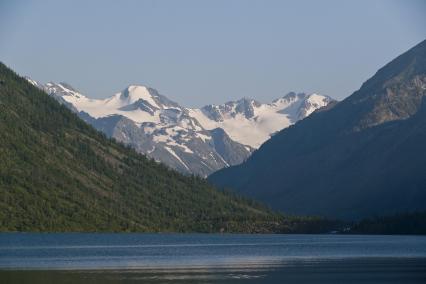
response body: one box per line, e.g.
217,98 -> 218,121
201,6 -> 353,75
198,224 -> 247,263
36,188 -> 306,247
1,233 -> 426,283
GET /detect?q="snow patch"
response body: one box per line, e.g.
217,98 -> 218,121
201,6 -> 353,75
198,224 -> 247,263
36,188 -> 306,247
165,146 -> 190,170
195,132 -> 211,142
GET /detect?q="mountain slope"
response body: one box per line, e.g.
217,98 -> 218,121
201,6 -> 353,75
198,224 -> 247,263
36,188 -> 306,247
29,80 -> 333,176
209,39 -> 426,220
28,82 -> 252,177
0,62 -> 321,233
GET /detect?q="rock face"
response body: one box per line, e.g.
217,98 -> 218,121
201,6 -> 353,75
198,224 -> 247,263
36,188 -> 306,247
209,39 -> 426,220
27,79 -> 332,176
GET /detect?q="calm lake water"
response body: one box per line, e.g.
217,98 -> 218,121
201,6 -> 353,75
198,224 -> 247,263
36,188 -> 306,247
1,233 -> 426,283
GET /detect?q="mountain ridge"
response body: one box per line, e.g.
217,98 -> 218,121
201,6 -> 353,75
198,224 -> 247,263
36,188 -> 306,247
209,39 -> 426,220
2,61 -> 340,233
27,78 -> 333,176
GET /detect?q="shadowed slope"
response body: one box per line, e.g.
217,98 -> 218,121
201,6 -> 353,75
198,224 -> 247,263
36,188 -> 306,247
209,39 -> 426,220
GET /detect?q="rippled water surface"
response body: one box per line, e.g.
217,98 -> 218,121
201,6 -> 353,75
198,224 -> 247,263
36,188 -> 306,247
1,233 -> 426,283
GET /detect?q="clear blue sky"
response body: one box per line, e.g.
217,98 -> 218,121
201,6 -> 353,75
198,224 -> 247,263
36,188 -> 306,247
1,0 -> 425,107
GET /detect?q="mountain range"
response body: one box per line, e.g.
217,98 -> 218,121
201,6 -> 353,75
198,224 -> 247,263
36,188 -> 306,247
1,61 -> 342,233
26,79 -> 332,176
209,39 -> 426,220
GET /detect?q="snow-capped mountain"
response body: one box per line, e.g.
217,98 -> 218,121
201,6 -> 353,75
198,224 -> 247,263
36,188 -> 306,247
27,78 -> 333,175
28,80 -> 252,176
189,92 -> 334,148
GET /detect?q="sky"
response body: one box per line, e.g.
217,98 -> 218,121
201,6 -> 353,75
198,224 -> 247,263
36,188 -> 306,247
0,0 -> 425,107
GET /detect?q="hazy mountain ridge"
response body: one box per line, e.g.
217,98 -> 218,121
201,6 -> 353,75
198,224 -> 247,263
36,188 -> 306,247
27,79 -> 332,176
209,39 -> 426,220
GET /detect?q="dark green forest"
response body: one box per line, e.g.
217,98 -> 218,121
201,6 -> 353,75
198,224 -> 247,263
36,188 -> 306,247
348,211 -> 426,235
0,62 -> 338,233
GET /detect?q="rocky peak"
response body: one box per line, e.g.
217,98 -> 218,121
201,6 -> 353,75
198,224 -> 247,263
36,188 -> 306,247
342,40 -> 426,130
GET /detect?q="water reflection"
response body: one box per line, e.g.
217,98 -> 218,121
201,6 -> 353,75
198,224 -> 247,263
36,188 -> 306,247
2,258 -> 426,284
1,234 -> 426,283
